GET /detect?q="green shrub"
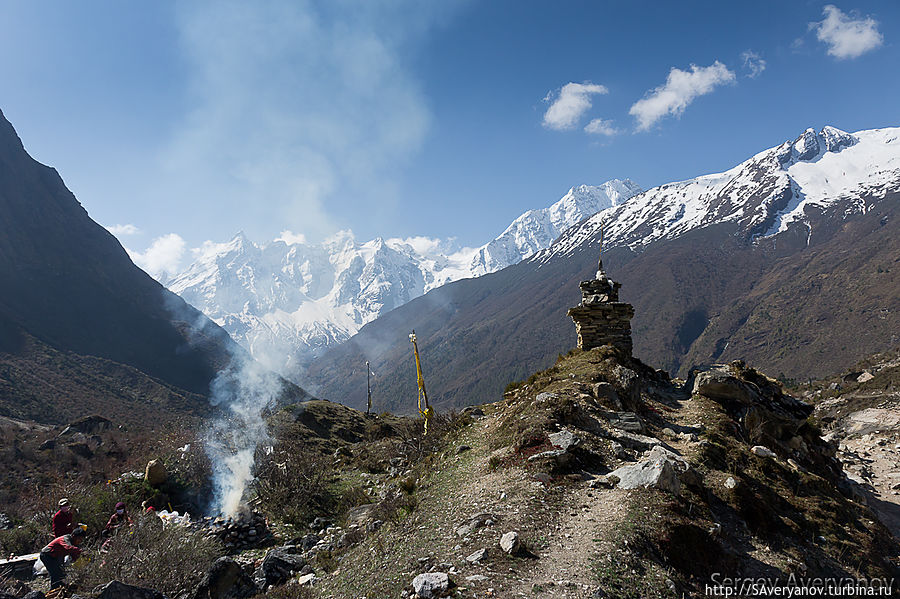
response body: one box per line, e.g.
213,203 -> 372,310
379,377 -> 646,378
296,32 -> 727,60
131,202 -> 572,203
254,439 -> 335,528
0,520 -> 46,555
70,515 -> 222,597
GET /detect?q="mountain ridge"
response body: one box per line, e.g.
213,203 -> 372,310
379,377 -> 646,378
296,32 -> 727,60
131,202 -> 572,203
166,179 -> 642,376
306,124 -> 900,412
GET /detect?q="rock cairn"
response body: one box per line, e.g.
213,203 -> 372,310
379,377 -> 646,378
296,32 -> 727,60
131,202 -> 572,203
567,266 -> 634,355
201,511 -> 272,551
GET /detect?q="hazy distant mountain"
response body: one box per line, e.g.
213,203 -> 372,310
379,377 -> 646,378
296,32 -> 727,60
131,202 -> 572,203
166,180 -> 642,377
305,125 -> 900,412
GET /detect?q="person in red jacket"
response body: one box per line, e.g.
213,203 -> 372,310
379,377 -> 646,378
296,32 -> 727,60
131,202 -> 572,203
40,527 -> 85,589
103,502 -> 133,535
51,498 -> 76,538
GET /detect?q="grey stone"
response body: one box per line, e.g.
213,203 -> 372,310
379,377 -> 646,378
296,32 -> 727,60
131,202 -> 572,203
465,548 -> 488,563
254,549 -> 307,589
144,459 -> 167,487
751,445 -> 777,459
412,572 -> 450,598
548,429 -> 580,451
724,477 -> 737,490
609,454 -> 681,495
608,412 -> 644,433
499,531 -> 521,555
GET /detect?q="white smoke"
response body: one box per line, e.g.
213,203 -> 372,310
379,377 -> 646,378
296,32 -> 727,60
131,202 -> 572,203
204,356 -> 285,516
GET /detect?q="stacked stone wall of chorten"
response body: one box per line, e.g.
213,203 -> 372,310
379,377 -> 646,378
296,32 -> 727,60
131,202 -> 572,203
567,271 -> 634,355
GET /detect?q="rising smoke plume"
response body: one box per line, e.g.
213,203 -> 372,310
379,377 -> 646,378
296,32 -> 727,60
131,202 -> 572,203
204,357 -> 283,516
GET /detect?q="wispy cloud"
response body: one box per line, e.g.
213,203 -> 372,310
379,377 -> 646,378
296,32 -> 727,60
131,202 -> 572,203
275,230 -> 308,245
813,5 -> 883,60
584,118 -> 618,137
740,51 -> 766,78
629,61 -> 735,131
542,82 -> 609,131
106,223 -> 140,236
127,233 -> 187,279
165,1 -> 461,241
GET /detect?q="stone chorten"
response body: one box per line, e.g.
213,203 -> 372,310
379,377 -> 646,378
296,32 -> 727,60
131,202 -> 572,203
566,258 -> 634,355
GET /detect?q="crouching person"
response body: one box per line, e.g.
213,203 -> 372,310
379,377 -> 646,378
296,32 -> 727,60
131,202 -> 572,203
40,527 -> 86,589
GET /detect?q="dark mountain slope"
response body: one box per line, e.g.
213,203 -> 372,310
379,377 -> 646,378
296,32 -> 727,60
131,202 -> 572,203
308,195 -> 900,413
0,108 -> 237,397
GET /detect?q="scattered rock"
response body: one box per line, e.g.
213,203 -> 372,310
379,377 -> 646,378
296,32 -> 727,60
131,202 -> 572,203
465,575 -> 488,583
412,572 -> 451,598
499,531 -> 521,555
144,459 -> 167,487
724,477 -> 738,490
297,573 -> 316,586
751,445 -> 777,459
455,513 -> 498,537
465,548 -> 488,564
254,548 -> 307,588
857,372 -> 874,383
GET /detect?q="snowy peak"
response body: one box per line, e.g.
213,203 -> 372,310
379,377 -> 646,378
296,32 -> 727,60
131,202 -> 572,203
469,179 -> 642,275
789,126 -> 856,162
543,125 -> 899,262
166,178 -> 637,380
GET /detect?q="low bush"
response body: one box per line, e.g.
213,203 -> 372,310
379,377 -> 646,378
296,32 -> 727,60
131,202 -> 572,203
254,438 -> 335,528
70,515 -> 222,597
0,519 -> 46,555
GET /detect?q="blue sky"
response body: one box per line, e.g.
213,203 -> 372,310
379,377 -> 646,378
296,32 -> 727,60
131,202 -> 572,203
1,1 -> 898,275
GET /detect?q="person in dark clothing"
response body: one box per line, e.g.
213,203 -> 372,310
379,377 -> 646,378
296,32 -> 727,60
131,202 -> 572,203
40,527 -> 85,589
103,501 -> 133,535
51,498 -> 76,538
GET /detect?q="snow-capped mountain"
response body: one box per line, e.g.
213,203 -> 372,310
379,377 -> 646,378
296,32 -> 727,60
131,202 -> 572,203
469,179 -> 642,275
543,126 -> 900,261
166,179 -> 641,376
305,124 -> 900,411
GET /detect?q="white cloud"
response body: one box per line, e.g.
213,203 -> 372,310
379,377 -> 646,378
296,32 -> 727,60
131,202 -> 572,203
629,61 -> 735,131
740,51 -> 766,78
128,233 -> 187,280
813,5 -> 883,59
542,82 -> 609,131
584,118 -> 618,137
275,230 -> 308,245
106,223 -> 140,236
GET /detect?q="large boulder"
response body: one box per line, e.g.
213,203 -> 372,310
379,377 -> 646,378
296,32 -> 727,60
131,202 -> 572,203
192,557 -> 256,599
95,581 -> 167,599
253,548 -> 307,589
609,453 -> 682,495
412,572 -> 451,598
144,459 -> 168,487
692,364 -> 813,444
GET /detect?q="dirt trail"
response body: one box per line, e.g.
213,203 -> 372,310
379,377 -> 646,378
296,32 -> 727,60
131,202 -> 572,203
506,486 -> 628,598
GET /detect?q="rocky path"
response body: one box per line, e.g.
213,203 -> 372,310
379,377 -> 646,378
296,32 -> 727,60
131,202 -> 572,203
506,485 -> 627,598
